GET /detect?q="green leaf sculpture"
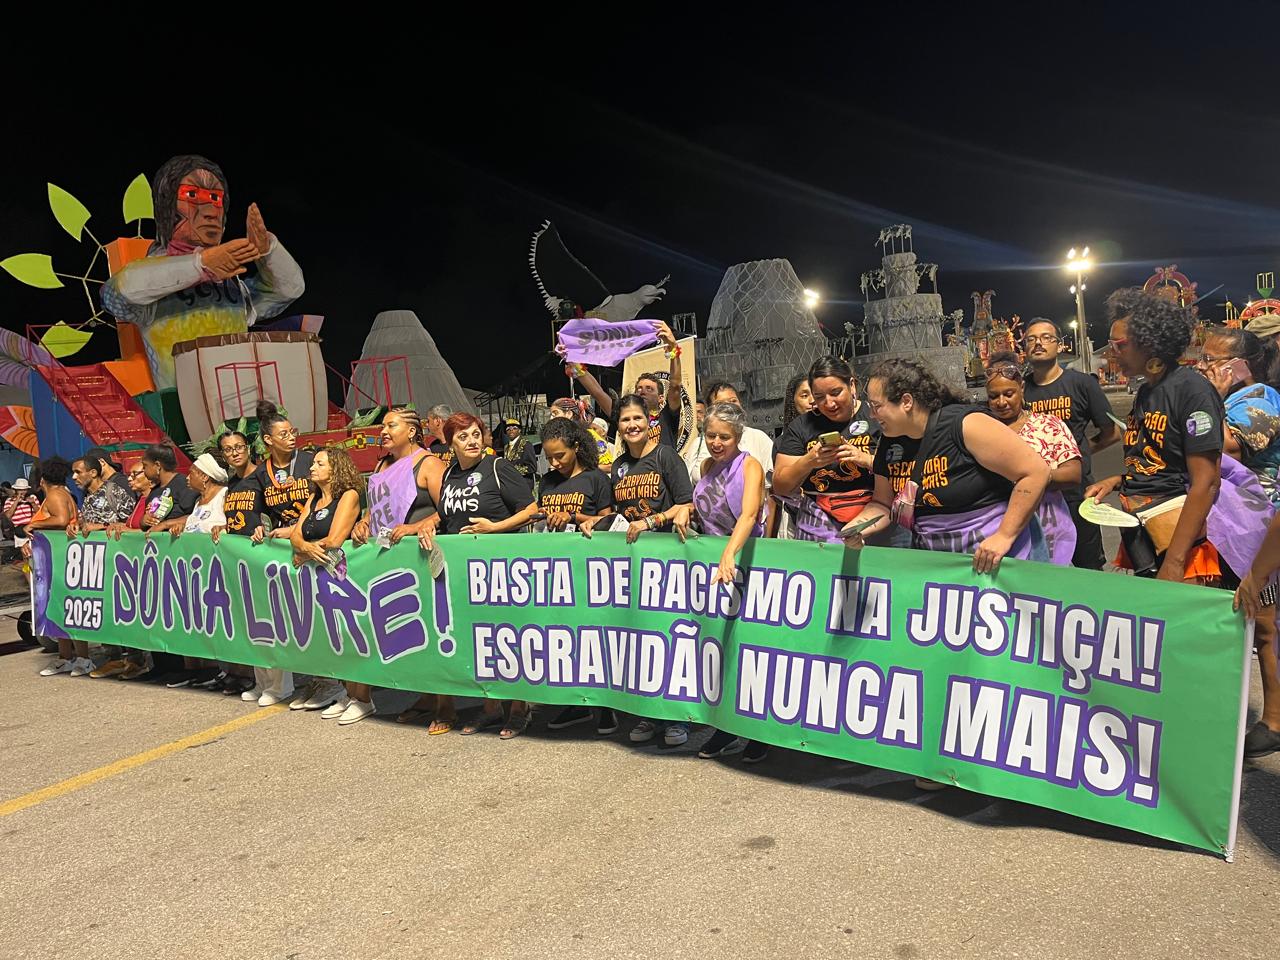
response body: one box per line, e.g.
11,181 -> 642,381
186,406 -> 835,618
40,321 -> 93,359
122,173 -> 153,225
47,183 -> 92,241
0,253 -> 62,289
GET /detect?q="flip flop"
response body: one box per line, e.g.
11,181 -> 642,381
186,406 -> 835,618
427,717 -> 456,736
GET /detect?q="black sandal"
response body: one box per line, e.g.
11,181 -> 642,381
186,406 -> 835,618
500,710 -> 532,740
459,709 -> 505,736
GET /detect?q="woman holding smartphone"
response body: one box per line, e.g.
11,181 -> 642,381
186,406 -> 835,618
773,356 -> 880,542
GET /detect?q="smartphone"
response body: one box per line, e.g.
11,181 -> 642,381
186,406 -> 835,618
819,431 -> 842,447
838,515 -> 880,539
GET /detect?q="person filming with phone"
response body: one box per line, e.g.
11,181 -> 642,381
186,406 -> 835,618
772,356 -> 880,542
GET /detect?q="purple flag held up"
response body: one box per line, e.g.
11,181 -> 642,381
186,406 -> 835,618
557,317 -> 660,367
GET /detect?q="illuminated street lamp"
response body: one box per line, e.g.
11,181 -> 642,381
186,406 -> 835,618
803,288 -> 821,310
1065,247 -> 1092,371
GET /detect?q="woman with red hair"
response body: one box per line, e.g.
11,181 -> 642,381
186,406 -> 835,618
418,412 -> 538,738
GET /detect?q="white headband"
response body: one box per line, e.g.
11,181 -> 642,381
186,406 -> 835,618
193,453 -> 229,484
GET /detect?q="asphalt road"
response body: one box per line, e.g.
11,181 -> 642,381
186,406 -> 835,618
1,616 -> 1278,959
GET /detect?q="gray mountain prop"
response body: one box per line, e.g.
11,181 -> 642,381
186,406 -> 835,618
697,259 -> 827,432
344,310 -> 477,415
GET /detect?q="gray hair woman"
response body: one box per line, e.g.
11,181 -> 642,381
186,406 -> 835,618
692,402 -> 769,763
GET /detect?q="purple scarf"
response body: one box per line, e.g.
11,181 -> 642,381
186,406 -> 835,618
694,449 -> 764,537
366,452 -> 423,538
1207,454 -> 1275,578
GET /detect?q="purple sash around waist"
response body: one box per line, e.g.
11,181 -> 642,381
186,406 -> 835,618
912,501 -> 1038,561
1038,491 -> 1077,566
789,494 -> 842,543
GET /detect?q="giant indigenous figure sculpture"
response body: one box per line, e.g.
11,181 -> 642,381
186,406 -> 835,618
101,155 -> 305,390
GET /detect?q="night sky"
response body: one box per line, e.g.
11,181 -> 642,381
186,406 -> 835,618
3,10 -> 1277,400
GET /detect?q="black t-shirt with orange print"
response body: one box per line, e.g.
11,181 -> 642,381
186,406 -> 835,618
253,450 -> 315,527
1120,364 -> 1224,500
611,445 -> 692,521
872,404 -> 1011,517
222,472 -> 264,535
776,405 -> 880,497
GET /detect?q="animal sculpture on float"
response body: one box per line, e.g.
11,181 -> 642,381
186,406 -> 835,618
529,220 -> 669,323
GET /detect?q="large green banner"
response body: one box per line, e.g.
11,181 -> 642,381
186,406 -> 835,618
31,530 -> 1249,856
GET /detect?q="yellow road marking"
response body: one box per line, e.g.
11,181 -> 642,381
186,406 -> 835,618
0,704 -> 288,818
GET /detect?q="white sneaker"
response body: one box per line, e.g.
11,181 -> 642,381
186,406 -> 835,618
288,680 -> 319,710
39,658 -> 73,677
68,658 -> 95,677
241,687 -> 265,702
320,697 -> 350,719
298,680 -> 345,711
258,690 -> 292,707
337,699 -> 376,725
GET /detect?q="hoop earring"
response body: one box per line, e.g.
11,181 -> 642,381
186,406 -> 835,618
1145,358 -> 1166,376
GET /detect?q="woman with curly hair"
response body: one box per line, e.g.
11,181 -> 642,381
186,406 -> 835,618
538,416 -> 618,736
550,396 -> 613,470
289,448 -> 372,724
847,358 -> 1050,571
1085,288 -> 1243,583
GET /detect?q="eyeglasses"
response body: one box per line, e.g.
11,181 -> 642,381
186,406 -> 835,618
221,443 -> 248,455
1107,338 -> 1130,350
1024,333 -> 1060,346
1197,354 -> 1237,365
985,363 -> 1023,382
177,184 -> 224,208
128,470 -> 146,479
272,428 -> 299,440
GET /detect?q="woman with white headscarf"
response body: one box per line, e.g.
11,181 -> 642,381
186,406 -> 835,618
148,453 -> 236,689
150,453 -> 230,536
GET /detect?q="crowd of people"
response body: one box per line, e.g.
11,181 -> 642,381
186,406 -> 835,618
14,290 -> 1280,774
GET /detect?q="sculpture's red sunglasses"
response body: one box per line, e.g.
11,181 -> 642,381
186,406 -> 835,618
177,184 -> 224,208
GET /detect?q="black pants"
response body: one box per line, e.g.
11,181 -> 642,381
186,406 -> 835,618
1062,487 -> 1106,570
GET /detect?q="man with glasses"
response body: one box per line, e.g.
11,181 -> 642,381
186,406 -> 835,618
1022,318 -> 1121,569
